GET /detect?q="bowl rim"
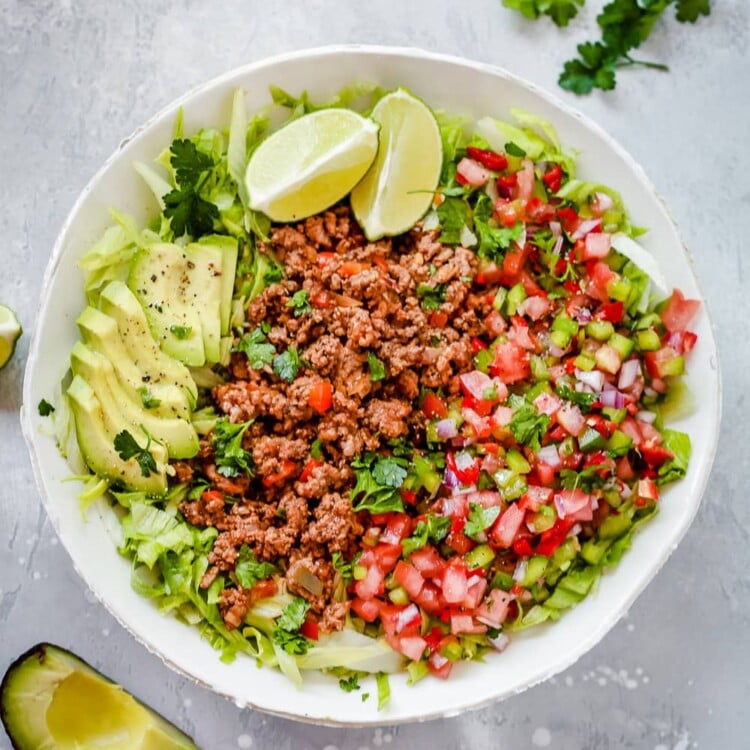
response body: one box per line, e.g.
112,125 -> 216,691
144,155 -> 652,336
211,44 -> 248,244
20,43 -> 722,726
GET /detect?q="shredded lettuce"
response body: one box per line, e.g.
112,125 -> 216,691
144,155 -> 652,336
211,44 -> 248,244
657,429 -> 691,486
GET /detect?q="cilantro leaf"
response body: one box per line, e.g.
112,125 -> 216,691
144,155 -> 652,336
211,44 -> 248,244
287,289 -> 312,317
273,347 -> 302,382
163,138 -> 219,237
272,597 -> 312,655
234,544 -> 277,589
332,551 -> 358,582
402,514 -> 451,556
350,452 -> 408,514
310,438 -> 324,461
502,0 -> 584,27
37,399 -> 55,416
114,429 -> 158,478
233,326 -> 276,369
211,418 -> 254,479
508,403 -> 550,453
559,465 -> 607,492
169,325 -> 192,340
504,141 -> 526,157
464,502 -> 501,540
555,382 -> 598,413
437,196 -> 470,245
367,351 -> 387,382
473,194 -> 524,262
675,0 -> 710,22
338,673 -> 361,692
416,283 -> 448,311
138,387 -> 162,410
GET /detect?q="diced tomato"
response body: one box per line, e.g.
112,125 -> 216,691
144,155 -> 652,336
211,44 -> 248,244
535,518 -> 575,557
525,197 -> 556,224
381,514 -> 414,545
398,635 -> 428,662
300,616 -> 319,641
475,589 -> 513,627
427,649 -> 453,679
495,174 -> 518,200
400,489 -> 417,505
519,294 -> 553,321
451,614 -> 486,635
310,290 -> 331,308
422,392 -> 448,419
475,259 -> 505,285
586,261 -> 618,302
542,163 -> 563,193
661,289 -> 700,333
249,579 -> 277,601
490,342 -> 530,384
582,232 -> 611,261
513,536 -> 533,557
519,486 -> 554,513
471,336 -> 488,354
535,461 -> 557,486
555,488 -> 592,521
596,300 -> 624,323
201,490 -> 224,504
350,596 -> 381,622
556,206 -> 579,234
317,251 -> 335,267
517,159 -> 535,202
393,603 -> 423,636
371,543 -> 402,573
372,254 -> 389,272
639,441 -> 674,468
501,243 -> 531,280
414,581 -> 443,614
354,565 -> 384,600
494,199 -> 522,227
460,370 -> 495,401
429,310 -> 448,328
462,574 -> 488,610
485,309 -> 508,337
456,157 -> 491,187
261,459 -> 296,488
490,503 -> 525,548
616,456 -> 636,481
446,531 -> 475,555
635,478 -> 659,506
299,457 -> 321,483
467,146 -> 508,171
409,545 -> 445,578
441,559 -> 469,604
339,261 -> 367,277
643,347 -> 681,379
394,561 -> 425,598
447,450 -> 481,486
508,317 -> 537,351
308,381 -> 333,414
665,330 -> 698,355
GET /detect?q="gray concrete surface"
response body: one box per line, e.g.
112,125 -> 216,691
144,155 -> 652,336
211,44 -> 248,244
1,1 -> 748,748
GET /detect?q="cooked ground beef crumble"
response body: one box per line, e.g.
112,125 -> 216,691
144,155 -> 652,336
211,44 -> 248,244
179,204 -> 492,633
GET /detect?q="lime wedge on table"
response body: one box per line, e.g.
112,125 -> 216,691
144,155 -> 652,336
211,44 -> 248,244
245,108 -> 379,222
351,89 -> 443,240
0,304 -> 21,369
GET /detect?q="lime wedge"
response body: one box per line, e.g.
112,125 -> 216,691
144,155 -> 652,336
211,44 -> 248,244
0,304 -> 21,369
246,108 -> 379,222
351,89 -> 443,240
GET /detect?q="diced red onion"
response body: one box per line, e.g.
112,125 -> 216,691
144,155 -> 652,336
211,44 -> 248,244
598,388 -> 625,409
537,444 -> 561,468
549,344 -> 567,358
556,402 -> 585,436
569,523 -> 582,537
460,370 -> 494,401
620,484 -> 633,499
435,418 -> 458,440
576,369 -> 605,392
395,603 -> 421,634
593,191 -> 615,214
584,232 -> 612,259
512,560 -> 528,583
552,234 -> 564,256
443,467 -> 460,490
488,633 -> 510,652
554,493 -> 566,518
485,179 -> 499,202
571,218 -> 602,241
550,221 -> 562,240
574,307 -> 593,323
457,157 -> 490,187
618,359 -> 640,390
636,410 -> 656,424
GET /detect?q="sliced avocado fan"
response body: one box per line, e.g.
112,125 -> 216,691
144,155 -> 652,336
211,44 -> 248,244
0,643 -> 200,750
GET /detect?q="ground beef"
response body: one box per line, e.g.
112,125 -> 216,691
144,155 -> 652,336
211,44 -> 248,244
177,204 -> 485,633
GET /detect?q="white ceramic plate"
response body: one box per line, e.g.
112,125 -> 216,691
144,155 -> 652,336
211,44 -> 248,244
21,46 -> 720,726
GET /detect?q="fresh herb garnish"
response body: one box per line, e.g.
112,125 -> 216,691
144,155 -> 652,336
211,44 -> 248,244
138,387 -> 162,410
338,673 -> 361,693
508,402 -> 550,453
402,514 -> 451,556
37,399 -> 55,416
436,196 -> 470,245
272,597 -> 312,655
273,346 -> 302,382
169,324 -> 192,340
501,0 -> 584,26
234,544 -> 277,589
367,351 -> 387,382
114,429 -> 158,478
555,382 -> 598,413
560,465 -> 607,492
464,503 -> 502,540
416,283 -> 448,311
233,325 -> 276,369
504,141 -> 527,157
473,194 -> 524,262
163,139 -> 219,237
211,418 -> 254,478
263,262 -> 284,284
332,551 -> 357,582
310,438 -> 324,461
286,289 -> 312,317
350,452 -> 409,514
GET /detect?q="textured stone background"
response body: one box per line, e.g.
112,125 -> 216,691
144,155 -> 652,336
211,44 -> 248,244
1,1 -> 748,748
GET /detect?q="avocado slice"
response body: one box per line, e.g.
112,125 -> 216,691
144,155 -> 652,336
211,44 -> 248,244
0,643 -> 200,750
128,238 -> 238,367
98,281 -> 198,409
67,375 -> 168,495
77,307 -> 196,413
70,343 -> 199,460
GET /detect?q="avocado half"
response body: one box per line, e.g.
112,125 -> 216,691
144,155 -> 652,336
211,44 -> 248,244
0,643 -> 200,750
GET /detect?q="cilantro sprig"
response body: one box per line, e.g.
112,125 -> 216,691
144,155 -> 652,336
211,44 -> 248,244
234,544 -> 277,589
163,139 -> 219,237
272,597 -> 312,655
211,418 -> 254,479
114,429 -> 159,478
350,452 -> 409,514
233,323 -> 276,369
502,0 -> 712,94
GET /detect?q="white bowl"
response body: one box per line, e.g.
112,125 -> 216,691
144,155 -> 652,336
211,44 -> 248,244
21,45 -> 720,726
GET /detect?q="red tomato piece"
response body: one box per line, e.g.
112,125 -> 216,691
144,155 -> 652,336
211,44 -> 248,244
394,561 -> 425,599
661,289 -> 700,333
490,342 -> 530,384
466,146 -> 509,171
422,393 -> 448,419
542,163 -> 563,193
261,459 -> 297,488
308,381 -> 333,414
298,457 -> 321,483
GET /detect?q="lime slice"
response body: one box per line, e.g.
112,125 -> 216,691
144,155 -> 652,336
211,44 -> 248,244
246,108 -> 379,222
351,89 -> 443,240
0,304 -> 21,369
